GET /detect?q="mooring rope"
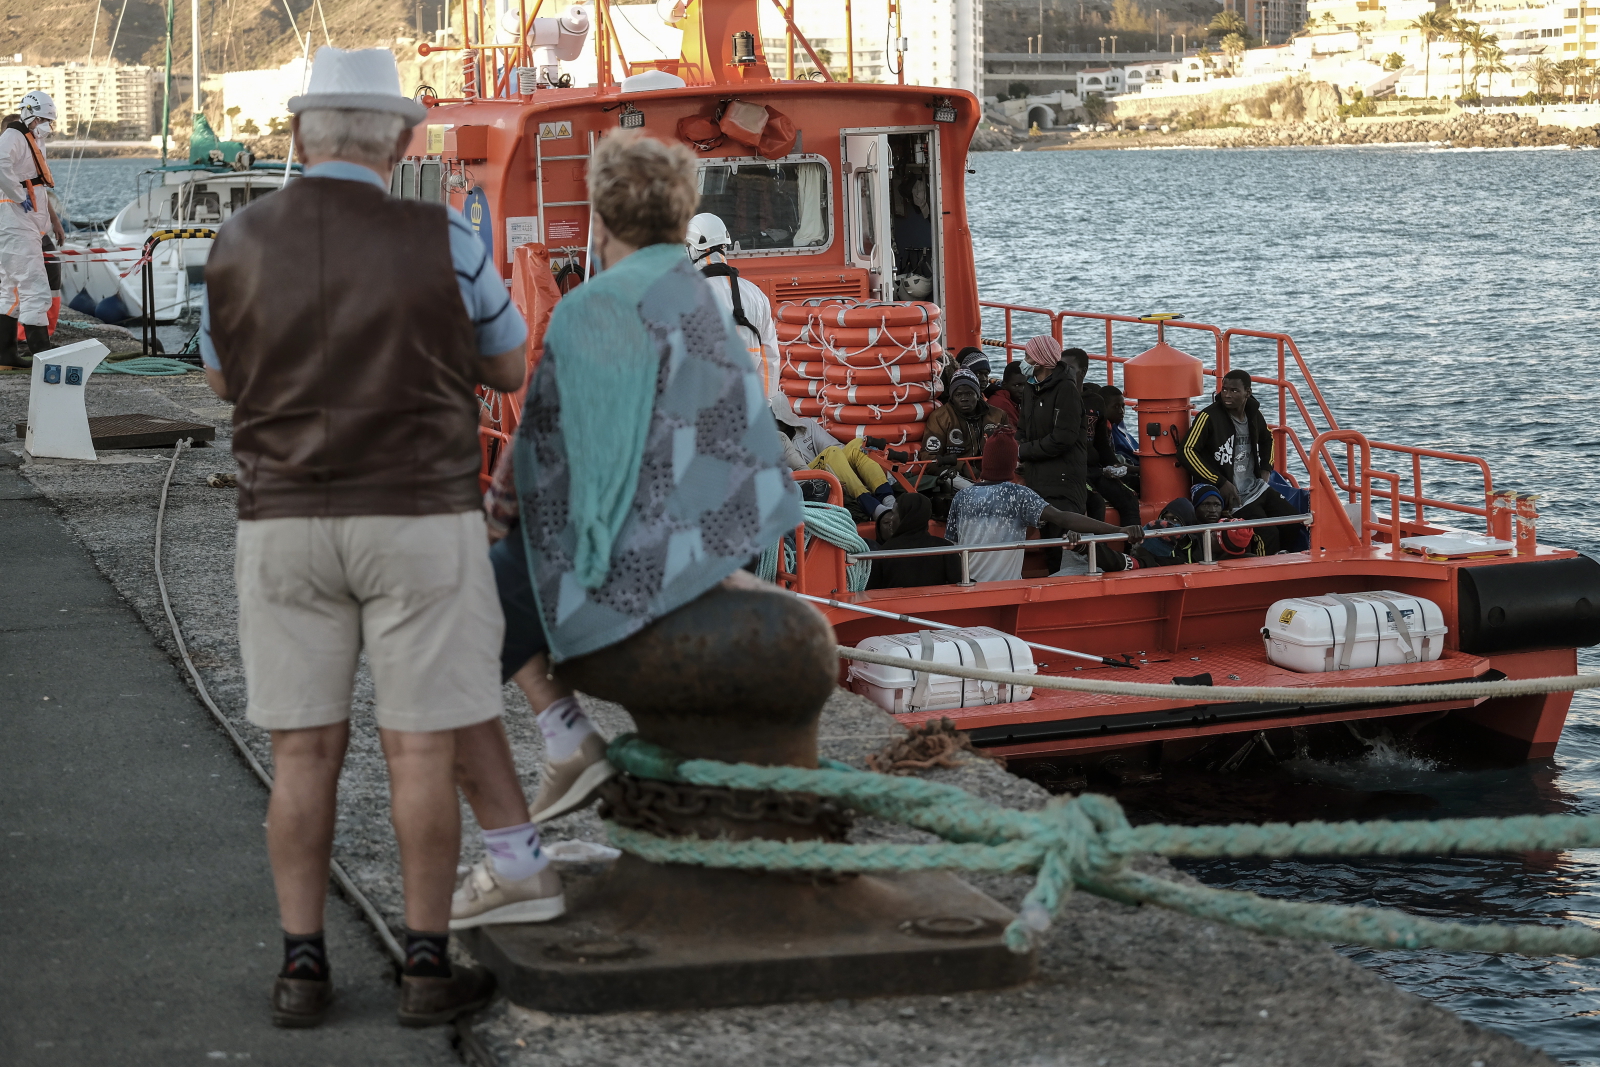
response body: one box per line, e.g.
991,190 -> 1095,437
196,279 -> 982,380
838,644 -> 1600,704
602,735 -> 1600,957
759,502 -> 872,591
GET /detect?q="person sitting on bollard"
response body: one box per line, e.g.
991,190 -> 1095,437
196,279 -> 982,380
865,493 -> 963,589
770,396 -> 897,519
491,126 -> 805,830
200,46 -> 553,1030
945,426 -> 1139,583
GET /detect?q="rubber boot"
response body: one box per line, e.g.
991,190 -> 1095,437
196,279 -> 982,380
0,315 -> 25,368
22,323 -> 52,358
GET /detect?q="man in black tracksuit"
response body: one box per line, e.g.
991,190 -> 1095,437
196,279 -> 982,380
1015,340 -> 1086,570
1182,369 -> 1302,554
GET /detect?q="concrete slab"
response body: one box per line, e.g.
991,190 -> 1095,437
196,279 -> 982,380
0,456 -> 456,1067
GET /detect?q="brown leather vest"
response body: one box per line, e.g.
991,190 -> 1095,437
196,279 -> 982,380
207,176 -> 482,520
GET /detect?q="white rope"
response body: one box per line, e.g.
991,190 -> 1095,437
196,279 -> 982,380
156,441 -> 404,964
838,644 -> 1600,705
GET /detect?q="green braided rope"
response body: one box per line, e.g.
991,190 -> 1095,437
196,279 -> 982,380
604,734 -> 1600,956
757,502 -> 871,591
93,356 -> 196,376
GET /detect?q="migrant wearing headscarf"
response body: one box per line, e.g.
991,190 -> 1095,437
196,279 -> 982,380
865,492 -> 964,589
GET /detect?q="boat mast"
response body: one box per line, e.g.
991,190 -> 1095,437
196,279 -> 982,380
161,0 -> 174,165
191,0 -> 202,143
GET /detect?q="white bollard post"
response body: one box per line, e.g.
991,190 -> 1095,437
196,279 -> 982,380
25,339 -> 111,462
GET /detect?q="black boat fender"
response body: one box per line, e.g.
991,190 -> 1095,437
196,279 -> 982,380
1457,555 -> 1600,654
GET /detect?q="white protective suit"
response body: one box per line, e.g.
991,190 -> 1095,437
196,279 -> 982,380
700,259 -> 781,399
0,126 -> 51,326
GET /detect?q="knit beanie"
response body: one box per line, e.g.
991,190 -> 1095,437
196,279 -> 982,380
981,426 -> 1019,482
1023,335 -> 1062,369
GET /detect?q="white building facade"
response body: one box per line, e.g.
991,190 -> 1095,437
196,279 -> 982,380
0,64 -> 159,138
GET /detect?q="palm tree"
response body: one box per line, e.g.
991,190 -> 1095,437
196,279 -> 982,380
1529,55 -> 1560,100
1210,10 -> 1247,38
1320,11 -> 1337,28
1354,20 -> 1372,36
1221,31 -> 1247,73
1474,44 -> 1510,99
1409,9 -> 1453,99
1447,19 -> 1481,99
1556,57 -> 1581,102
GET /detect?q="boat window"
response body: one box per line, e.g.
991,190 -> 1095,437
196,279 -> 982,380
695,155 -> 830,256
399,162 -> 417,200
186,190 -> 222,222
418,161 -> 442,202
855,171 -> 875,257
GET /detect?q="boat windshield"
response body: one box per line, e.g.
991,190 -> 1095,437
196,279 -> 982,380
695,155 -> 830,256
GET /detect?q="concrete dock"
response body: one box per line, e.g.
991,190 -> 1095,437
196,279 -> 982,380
0,365 -> 1561,1066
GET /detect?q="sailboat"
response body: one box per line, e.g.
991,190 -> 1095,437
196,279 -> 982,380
57,0 -> 297,327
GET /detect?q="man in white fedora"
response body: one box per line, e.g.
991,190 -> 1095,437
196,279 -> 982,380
200,46 -> 562,1029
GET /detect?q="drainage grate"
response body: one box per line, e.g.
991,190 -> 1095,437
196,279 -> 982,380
15,413 -> 217,449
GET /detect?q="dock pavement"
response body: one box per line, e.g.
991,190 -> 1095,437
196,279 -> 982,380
0,448 -> 455,1066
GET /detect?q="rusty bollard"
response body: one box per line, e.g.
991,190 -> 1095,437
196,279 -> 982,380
461,585 -> 1033,1012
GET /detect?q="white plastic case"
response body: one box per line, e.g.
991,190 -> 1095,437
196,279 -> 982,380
847,626 -> 1036,714
1262,591 -> 1447,673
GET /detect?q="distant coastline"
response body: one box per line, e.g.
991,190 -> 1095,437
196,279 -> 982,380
973,111 -> 1600,153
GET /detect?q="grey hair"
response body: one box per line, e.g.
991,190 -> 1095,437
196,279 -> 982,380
296,108 -> 408,166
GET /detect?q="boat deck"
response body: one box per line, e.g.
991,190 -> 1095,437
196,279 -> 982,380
894,638 -> 1492,757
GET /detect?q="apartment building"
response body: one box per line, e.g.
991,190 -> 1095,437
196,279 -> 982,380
0,63 -> 159,138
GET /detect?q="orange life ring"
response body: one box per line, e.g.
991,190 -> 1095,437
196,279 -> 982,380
780,358 -> 827,380
787,396 -> 826,418
824,402 -> 933,425
777,299 -> 942,328
823,343 -> 942,369
821,362 -> 938,385
826,422 -> 926,445
780,377 -> 826,398
820,381 -> 938,405
776,322 -> 941,347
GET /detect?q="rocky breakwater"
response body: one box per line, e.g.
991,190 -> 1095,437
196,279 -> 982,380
1187,111 -> 1600,149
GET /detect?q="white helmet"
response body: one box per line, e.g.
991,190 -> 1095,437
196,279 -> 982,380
19,90 -> 57,125
685,212 -> 731,261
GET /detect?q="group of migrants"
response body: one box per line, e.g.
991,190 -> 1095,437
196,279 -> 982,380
195,45 -> 1308,1031
773,331 -> 1306,588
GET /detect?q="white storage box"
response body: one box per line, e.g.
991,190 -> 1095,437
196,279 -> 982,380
848,626 -> 1035,714
1262,591 -> 1447,673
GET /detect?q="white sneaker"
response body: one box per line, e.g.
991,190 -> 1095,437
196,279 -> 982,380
448,860 -> 565,930
529,732 -> 615,824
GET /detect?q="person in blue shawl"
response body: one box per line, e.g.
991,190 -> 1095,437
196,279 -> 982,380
453,132 -> 810,931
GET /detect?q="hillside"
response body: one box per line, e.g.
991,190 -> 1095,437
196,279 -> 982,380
0,0 -> 418,71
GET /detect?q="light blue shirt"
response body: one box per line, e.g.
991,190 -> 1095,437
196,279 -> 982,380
199,160 -> 527,369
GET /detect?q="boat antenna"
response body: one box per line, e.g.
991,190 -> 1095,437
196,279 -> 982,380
795,593 -> 1141,670
279,0 -> 313,186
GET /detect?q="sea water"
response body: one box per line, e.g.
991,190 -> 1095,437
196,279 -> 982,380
972,144 -> 1600,1064
62,147 -> 1600,1061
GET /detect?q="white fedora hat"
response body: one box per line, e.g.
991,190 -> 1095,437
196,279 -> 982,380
288,46 -> 427,126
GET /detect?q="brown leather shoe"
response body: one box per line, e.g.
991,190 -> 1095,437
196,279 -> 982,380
397,964 -> 496,1027
271,976 -> 333,1028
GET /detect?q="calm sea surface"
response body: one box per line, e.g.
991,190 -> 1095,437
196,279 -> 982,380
59,149 -> 1600,1061
973,144 -> 1600,1065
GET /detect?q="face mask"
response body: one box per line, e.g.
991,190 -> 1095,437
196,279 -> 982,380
1023,362 -> 1040,383
30,120 -> 51,140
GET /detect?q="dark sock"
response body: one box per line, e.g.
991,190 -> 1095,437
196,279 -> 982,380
402,929 -> 452,979
280,931 -> 328,981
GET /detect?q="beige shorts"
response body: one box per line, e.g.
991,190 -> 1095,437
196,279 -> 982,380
237,511 -> 505,733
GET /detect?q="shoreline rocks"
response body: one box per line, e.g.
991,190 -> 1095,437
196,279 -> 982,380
977,111 -> 1600,152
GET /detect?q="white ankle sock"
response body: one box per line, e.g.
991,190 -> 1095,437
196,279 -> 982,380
536,696 -> 595,762
482,821 -> 549,881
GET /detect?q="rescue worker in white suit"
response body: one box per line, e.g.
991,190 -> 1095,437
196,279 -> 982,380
0,90 -> 58,367
684,212 -> 780,398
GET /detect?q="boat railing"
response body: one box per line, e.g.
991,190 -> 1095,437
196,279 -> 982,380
978,300 -> 1498,537
779,470 -> 850,595
847,513 -> 1313,586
